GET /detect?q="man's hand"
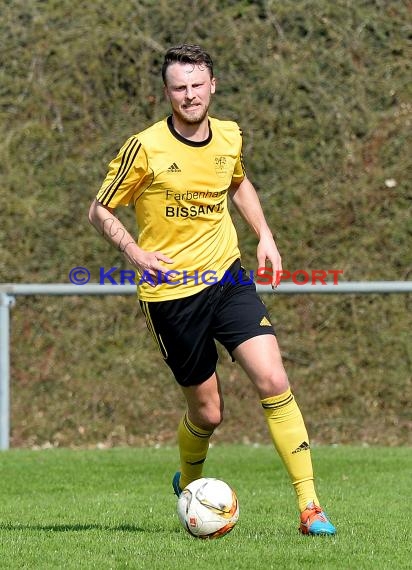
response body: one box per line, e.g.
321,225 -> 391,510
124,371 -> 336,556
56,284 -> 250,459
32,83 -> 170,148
257,234 -> 282,288
123,244 -> 174,286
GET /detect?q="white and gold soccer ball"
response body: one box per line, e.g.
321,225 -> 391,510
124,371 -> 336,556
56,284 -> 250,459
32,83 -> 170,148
177,477 -> 239,539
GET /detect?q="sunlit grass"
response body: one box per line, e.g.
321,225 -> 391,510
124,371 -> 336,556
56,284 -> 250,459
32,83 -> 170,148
0,445 -> 410,569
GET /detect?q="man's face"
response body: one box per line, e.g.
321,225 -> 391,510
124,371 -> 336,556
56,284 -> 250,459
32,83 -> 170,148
164,62 -> 216,125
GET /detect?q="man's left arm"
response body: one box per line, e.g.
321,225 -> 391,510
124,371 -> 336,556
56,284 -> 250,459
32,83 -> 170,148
229,177 -> 282,287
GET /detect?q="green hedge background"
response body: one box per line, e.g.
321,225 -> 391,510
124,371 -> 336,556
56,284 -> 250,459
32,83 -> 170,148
1,0 -> 411,448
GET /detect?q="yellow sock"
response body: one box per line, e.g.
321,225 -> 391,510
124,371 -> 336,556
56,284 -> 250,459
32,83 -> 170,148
261,388 -> 319,512
178,413 -> 213,490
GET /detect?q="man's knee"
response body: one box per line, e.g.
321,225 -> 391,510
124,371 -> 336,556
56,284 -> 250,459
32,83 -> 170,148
257,367 -> 290,399
188,402 -> 224,431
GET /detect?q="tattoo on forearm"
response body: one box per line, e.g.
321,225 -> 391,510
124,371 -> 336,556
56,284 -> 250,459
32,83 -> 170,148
119,240 -> 136,254
102,217 -> 135,252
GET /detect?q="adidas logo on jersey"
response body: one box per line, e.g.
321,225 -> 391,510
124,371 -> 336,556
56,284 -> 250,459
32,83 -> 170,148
292,441 -> 310,454
167,162 -> 181,172
259,316 -> 272,327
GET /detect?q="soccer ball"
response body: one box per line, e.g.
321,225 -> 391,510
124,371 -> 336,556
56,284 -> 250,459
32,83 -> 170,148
177,477 -> 239,539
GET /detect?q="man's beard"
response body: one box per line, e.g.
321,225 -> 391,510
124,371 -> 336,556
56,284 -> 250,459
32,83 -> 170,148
174,104 -> 208,125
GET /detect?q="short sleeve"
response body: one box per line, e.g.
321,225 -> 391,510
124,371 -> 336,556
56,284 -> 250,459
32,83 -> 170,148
96,136 -> 151,208
232,125 -> 246,184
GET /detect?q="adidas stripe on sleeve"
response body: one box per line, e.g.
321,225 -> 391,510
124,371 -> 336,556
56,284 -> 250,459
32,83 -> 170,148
96,136 -> 152,208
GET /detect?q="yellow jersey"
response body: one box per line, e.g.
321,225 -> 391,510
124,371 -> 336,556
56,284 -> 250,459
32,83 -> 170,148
96,115 -> 245,301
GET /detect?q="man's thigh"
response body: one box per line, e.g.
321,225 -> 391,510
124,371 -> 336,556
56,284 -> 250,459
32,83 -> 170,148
212,266 -> 276,355
140,290 -> 218,386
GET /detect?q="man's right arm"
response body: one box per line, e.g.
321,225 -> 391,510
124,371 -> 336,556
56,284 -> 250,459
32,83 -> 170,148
88,199 -> 173,284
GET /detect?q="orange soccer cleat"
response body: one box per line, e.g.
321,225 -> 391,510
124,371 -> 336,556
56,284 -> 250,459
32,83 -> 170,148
300,502 -> 336,535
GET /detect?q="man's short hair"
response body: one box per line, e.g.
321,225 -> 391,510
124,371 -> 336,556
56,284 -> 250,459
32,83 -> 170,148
162,44 -> 214,84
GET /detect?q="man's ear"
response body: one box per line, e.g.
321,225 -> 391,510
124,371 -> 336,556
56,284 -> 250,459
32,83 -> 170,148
211,77 -> 216,94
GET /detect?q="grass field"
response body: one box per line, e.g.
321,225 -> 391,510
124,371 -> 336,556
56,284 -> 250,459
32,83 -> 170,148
0,445 -> 410,569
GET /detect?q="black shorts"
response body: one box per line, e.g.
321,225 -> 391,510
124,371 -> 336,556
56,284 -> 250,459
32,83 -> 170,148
139,259 -> 276,387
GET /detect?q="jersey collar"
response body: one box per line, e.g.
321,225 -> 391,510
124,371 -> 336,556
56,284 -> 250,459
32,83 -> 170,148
167,115 -> 212,147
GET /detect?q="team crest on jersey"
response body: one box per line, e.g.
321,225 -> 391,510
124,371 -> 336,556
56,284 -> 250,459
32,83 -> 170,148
214,155 -> 228,178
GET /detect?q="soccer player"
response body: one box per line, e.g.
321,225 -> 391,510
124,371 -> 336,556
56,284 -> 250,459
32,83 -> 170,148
88,44 -> 336,536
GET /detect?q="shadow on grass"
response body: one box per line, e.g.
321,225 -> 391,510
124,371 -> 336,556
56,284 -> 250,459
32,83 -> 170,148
0,522 -> 146,532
